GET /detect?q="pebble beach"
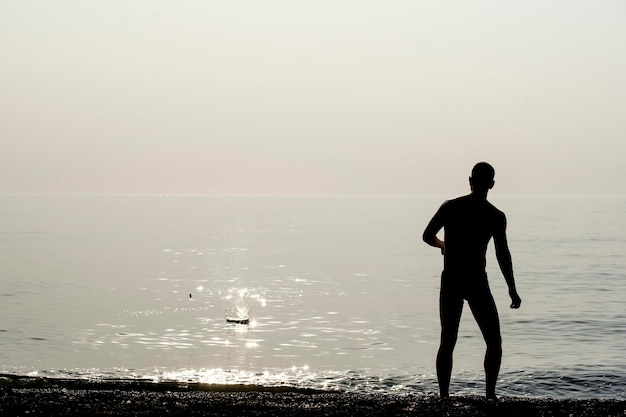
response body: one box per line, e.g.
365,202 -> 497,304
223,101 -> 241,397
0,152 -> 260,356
2,375 -> 625,417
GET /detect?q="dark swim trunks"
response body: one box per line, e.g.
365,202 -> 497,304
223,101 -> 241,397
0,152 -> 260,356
440,271 -> 493,302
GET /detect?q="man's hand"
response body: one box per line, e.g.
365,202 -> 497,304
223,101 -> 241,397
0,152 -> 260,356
509,289 -> 522,309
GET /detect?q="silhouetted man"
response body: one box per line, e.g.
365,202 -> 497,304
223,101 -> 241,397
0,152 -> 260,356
423,162 -> 521,400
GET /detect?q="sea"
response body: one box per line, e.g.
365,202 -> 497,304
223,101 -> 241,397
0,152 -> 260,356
0,195 -> 624,399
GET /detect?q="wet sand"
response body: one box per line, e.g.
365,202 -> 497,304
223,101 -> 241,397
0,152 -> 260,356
1,375 -> 625,417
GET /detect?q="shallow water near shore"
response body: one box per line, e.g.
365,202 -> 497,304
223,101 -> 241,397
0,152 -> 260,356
1,196 -> 625,398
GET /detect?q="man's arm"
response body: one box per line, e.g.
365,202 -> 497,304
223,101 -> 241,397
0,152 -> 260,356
423,205 -> 446,255
493,213 -> 521,309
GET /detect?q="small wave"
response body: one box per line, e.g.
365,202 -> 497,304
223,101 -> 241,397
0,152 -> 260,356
2,366 -> 623,399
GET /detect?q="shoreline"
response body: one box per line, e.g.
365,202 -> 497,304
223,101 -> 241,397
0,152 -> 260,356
2,375 -> 625,417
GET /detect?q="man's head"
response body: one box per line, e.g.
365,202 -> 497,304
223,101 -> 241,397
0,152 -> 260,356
470,162 -> 495,192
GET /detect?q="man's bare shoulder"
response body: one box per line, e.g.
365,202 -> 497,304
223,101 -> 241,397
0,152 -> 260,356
485,201 -> 507,225
435,196 -> 470,218
442,194 -> 472,207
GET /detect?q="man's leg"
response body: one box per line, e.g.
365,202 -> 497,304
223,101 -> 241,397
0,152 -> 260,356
468,290 -> 502,400
437,288 -> 464,398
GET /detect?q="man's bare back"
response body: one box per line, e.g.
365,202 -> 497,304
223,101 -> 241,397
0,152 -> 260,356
428,194 -> 505,276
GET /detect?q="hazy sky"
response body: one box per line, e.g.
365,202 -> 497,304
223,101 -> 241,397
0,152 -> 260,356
1,1 -> 625,196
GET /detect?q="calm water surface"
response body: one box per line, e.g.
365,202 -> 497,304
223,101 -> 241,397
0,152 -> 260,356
0,196 -> 624,398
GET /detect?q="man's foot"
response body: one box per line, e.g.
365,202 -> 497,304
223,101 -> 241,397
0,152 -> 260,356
438,392 -> 450,405
486,394 -> 499,402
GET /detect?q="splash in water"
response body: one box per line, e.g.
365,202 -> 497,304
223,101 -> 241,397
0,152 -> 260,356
226,289 -> 250,324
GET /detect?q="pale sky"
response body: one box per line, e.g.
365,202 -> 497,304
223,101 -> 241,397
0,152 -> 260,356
1,1 -> 625,196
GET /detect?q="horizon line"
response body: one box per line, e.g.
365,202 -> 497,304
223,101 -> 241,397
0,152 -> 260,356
1,192 -> 624,199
